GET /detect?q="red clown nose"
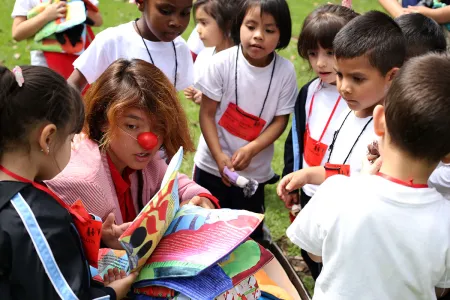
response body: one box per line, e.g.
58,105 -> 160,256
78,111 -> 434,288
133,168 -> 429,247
137,132 -> 158,150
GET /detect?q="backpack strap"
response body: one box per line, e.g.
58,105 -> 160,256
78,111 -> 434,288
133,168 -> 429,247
10,192 -> 79,300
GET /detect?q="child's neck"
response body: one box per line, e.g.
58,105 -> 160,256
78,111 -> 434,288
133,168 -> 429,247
215,38 -> 233,54
354,100 -> 383,118
0,152 -> 37,182
135,18 -> 160,42
378,146 -> 437,186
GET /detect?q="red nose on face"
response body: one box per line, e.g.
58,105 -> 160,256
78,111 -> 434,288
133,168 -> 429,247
137,132 -> 158,150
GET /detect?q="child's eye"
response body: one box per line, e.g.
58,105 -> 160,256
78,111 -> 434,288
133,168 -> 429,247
265,29 -> 275,34
353,76 -> 365,83
181,9 -> 191,17
127,124 -> 138,130
307,51 -> 317,57
336,72 -> 343,78
159,8 -> 172,15
327,50 -> 334,56
246,25 -> 255,31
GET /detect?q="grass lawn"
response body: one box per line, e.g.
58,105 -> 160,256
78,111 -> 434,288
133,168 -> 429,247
0,0 -> 382,295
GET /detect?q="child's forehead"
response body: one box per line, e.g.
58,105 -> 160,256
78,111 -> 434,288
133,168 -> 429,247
335,55 -> 383,76
150,0 -> 192,8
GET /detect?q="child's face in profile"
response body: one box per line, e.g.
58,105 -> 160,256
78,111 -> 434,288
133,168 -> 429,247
139,0 -> 192,42
334,56 -> 392,117
195,6 -> 223,48
107,107 -> 163,173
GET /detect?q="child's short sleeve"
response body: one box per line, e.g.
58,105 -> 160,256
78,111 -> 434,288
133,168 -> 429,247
73,28 -> 112,84
286,175 -> 345,256
437,249 -> 450,288
11,0 -> 35,17
175,40 -> 194,91
194,51 -> 226,102
275,61 -> 298,116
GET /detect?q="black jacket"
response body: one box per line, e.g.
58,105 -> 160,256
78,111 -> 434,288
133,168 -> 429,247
0,181 -> 116,300
282,78 -> 316,179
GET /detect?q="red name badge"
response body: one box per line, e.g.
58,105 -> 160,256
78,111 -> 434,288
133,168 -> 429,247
218,102 -> 266,142
71,199 -> 102,268
304,126 -> 329,167
324,163 -> 350,178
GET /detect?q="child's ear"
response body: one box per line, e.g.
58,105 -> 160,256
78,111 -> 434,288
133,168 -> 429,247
385,67 -> 400,85
442,154 -> 450,164
373,104 -> 386,137
136,0 -> 145,12
39,124 -> 57,155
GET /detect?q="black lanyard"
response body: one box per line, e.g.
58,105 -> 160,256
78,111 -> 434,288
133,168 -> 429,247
327,110 -> 373,165
135,19 -> 178,89
234,44 -> 276,119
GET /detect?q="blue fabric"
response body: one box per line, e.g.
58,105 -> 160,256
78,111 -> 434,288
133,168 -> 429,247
291,113 -> 300,172
135,264 -> 233,300
402,0 -> 420,7
11,193 -> 78,300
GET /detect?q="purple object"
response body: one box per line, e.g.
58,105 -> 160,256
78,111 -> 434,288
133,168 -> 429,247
223,166 -> 239,182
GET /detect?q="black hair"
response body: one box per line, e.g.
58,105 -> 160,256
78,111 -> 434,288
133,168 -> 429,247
0,66 -> 84,157
395,13 -> 447,60
231,0 -> 292,50
333,10 -> 406,75
297,4 -> 359,60
385,53 -> 450,163
193,0 -> 238,38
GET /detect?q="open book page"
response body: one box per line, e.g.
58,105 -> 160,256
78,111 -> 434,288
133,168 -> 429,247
136,205 -> 264,281
118,147 -> 183,271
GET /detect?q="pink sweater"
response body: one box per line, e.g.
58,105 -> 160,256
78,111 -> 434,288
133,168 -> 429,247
46,135 -> 210,224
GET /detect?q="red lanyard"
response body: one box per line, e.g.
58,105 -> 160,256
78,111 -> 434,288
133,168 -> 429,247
0,165 -> 86,222
307,81 -> 342,143
377,172 -> 428,188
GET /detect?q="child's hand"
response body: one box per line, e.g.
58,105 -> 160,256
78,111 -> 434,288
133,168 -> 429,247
277,171 -> 308,200
184,86 -> 195,100
181,196 -> 215,209
101,213 -> 131,250
193,89 -> 202,104
103,268 -> 127,285
43,1 -> 67,22
105,270 -> 139,299
280,192 -> 299,209
361,154 -> 383,175
215,152 -> 233,187
232,145 -> 255,171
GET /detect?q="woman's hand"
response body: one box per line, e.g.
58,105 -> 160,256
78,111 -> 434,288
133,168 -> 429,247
101,213 -> 131,250
181,196 -> 215,209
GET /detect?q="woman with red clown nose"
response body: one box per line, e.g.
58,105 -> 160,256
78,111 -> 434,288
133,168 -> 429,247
46,59 -> 219,224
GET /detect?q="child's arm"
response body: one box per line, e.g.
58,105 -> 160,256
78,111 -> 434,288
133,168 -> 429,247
200,95 -> 233,186
377,0 -> 404,18
436,288 -> 449,298
404,5 -> 450,24
232,115 -> 289,171
12,2 -> 66,41
277,166 -> 326,204
87,9 -> 102,27
68,69 -> 88,91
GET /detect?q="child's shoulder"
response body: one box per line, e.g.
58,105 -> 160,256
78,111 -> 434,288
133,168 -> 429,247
95,21 -> 134,43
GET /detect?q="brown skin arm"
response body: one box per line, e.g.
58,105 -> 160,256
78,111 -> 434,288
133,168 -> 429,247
87,10 -> 103,27
67,69 -> 88,91
436,287 -> 449,298
308,252 -> 322,263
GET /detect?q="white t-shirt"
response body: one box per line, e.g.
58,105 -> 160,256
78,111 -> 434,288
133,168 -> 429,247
429,162 -> 450,201
11,0 -> 99,67
187,26 -> 205,55
301,79 -> 349,197
288,174 -> 450,300
73,21 -> 194,91
194,46 -> 298,182
326,109 -> 376,176
193,47 -> 215,84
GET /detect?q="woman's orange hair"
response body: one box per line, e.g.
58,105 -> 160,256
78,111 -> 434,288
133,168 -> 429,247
83,58 -> 195,159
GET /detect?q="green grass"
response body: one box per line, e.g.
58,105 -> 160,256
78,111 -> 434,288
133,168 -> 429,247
1,0 -> 382,295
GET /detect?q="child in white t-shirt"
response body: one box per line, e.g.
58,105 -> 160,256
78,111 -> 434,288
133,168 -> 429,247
11,0 -> 101,72
287,52 -> 450,299
68,0 -> 194,91
184,0 -> 236,104
187,25 -> 204,62
281,4 -> 358,280
278,11 -> 405,207
193,0 -> 298,240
